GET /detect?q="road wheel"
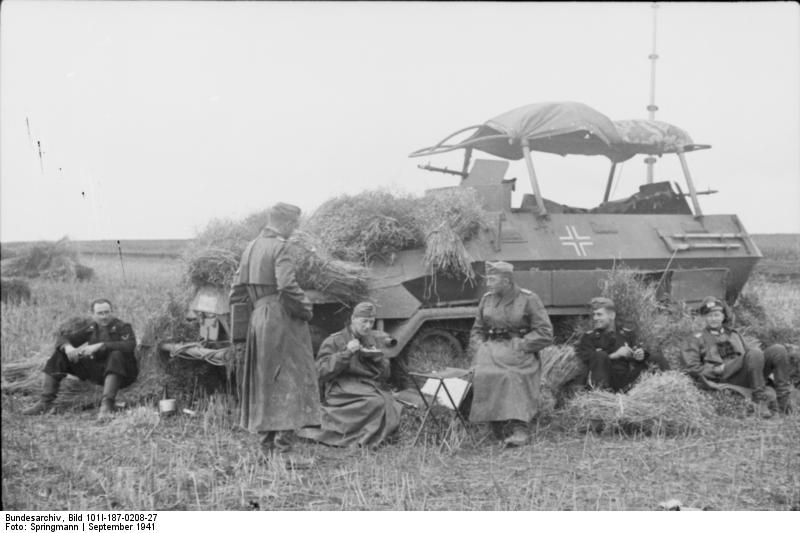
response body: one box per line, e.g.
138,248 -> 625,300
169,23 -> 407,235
406,327 -> 467,373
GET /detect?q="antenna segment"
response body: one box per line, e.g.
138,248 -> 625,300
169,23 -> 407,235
645,3 -> 659,184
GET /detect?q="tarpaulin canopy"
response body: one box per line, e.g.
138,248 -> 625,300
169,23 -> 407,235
614,119 -> 708,156
409,101 -> 629,162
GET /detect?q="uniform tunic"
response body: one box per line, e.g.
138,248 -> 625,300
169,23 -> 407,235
44,317 -> 138,387
576,326 -> 670,392
231,228 -> 321,433
681,327 -> 792,400
297,327 -> 402,447
468,286 -> 553,423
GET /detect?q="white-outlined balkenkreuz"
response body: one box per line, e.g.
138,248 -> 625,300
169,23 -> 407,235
558,225 -> 593,257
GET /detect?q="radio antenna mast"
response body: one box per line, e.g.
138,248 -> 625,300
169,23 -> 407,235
645,3 -> 659,184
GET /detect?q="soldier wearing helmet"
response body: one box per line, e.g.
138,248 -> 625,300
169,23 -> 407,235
681,296 -> 794,417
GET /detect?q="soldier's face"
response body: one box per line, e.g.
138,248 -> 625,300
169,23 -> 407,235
351,316 -> 375,336
592,308 -> 615,330
705,310 -> 725,329
92,302 -> 113,326
486,274 -> 511,295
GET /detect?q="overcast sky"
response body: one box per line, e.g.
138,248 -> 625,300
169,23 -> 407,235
1,1 -> 798,242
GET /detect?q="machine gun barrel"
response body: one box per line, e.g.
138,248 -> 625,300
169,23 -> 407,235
417,163 -> 468,178
680,188 -> 718,197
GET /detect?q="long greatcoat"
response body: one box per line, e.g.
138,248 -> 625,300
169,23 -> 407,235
469,286 -> 553,423
297,327 -> 402,447
231,227 -> 321,433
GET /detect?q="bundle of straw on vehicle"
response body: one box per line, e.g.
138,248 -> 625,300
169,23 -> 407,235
563,371 -> 713,436
183,247 -> 240,289
1,278 -> 32,305
304,188 -> 489,280
304,190 -> 422,264
0,238 -> 94,282
422,223 -> 475,280
289,231 -> 370,303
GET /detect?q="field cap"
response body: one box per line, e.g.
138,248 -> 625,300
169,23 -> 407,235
590,297 -> 616,312
699,296 -> 726,316
486,261 -> 514,276
269,202 -> 302,224
352,301 -> 377,318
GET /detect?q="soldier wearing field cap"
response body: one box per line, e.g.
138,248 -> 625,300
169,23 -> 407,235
297,301 -> 402,449
681,296 -> 793,417
468,261 -> 554,447
576,297 -> 670,393
230,202 -> 321,455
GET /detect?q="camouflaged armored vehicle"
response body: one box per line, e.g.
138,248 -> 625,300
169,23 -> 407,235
301,101 -> 762,363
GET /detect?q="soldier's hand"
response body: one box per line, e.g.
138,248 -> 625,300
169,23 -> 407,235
632,347 -> 645,361
346,339 -> 361,354
64,345 -> 80,363
84,343 -> 103,355
713,364 -> 725,376
618,343 -> 634,358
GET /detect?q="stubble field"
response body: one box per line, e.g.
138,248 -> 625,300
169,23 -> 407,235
2,244 -> 799,511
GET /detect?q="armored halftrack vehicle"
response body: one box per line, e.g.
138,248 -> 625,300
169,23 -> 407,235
305,101 -> 761,361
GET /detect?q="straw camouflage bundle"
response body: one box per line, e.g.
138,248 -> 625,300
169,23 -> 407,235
0,238 -> 94,282
305,188 -> 489,279
563,371 -> 713,436
1,278 -> 32,305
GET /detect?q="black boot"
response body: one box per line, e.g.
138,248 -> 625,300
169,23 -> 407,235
98,374 -> 120,419
22,374 -> 61,415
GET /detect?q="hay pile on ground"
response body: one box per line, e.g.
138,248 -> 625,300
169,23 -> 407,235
1,278 -> 32,304
0,238 -> 94,282
562,371 -> 714,436
304,188 -> 489,280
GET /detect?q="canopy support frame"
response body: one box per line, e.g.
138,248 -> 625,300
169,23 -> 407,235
461,147 -> 473,180
521,140 -> 547,217
603,162 -> 617,203
677,149 -> 703,217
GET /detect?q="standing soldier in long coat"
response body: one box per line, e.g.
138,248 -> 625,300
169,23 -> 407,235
230,203 -> 321,454
468,261 -> 554,447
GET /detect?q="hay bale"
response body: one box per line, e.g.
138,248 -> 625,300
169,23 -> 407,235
540,345 -> 586,391
1,278 -> 32,304
563,371 -> 713,436
0,238 -> 94,282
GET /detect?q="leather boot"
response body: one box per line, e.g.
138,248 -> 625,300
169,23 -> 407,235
22,374 -> 61,415
753,401 -> 774,419
776,394 -> 793,415
98,374 -> 120,419
503,421 -> 529,447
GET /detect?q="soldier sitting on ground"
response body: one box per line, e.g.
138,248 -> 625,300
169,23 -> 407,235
576,297 -> 670,392
23,298 -> 138,419
297,302 -> 402,449
681,296 -> 793,417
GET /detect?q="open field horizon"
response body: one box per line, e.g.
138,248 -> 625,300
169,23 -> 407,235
2,243 -> 799,510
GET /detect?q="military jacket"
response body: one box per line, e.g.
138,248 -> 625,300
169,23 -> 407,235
316,327 -> 391,395
470,286 -> 553,354
230,227 -> 311,321
576,325 -> 641,365
681,327 -> 748,380
56,317 -> 136,358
